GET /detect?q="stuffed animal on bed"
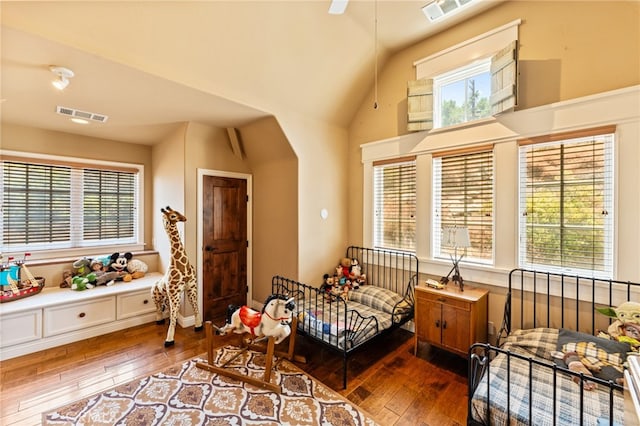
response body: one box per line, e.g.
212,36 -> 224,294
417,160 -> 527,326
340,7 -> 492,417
349,258 -> 366,288
596,301 -> 640,350
553,341 -> 627,389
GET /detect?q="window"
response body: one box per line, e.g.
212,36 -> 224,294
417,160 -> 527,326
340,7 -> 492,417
373,157 -> 416,251
433,59 -> 491,128
518,127 -> 614,277
1,154 -> 142,255
433,147 -> 494,263
408,33 -> 518,132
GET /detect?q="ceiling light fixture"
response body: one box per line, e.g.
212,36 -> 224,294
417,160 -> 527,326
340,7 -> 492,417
70,118 -> 89,125
49,66 -> 74,90
422,0 -> 475,22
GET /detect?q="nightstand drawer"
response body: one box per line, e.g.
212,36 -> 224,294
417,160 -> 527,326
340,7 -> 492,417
417,291 -> 471,311
44,297 -> 116,336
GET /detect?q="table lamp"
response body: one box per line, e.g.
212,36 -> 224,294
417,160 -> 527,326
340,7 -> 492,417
440,226 -> 471,291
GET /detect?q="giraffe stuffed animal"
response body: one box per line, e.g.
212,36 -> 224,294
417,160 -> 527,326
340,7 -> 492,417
152,206 -> 203,346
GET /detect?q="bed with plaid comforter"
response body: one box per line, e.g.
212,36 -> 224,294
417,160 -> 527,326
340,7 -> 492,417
469,328 -> 625,426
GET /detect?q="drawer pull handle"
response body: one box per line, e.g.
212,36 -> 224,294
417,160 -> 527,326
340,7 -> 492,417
143,299 -> 149,304
437,297 -> 447,303
78,312 -> 86,318
442,321 -> 447,329
435,320 -> 440,328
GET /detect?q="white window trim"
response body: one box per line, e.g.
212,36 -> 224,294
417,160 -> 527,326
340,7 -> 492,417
414,19 -> 521,80
517,135 -> 615,278
1,150 -> 145,261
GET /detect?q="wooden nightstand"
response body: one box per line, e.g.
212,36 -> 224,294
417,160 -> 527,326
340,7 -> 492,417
414,283 -> 488,357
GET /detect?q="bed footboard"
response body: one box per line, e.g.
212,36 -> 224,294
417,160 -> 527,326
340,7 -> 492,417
468,343 -> 624,426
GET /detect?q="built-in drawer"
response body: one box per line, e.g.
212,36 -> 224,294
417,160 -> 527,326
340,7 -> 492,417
117,290 -> 155,320
0,309 -> 42,347
44,297 -> 116,337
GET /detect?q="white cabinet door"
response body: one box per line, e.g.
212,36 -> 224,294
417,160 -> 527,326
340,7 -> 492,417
117,290 -> 155,320
44,297 -> 116,336
0,309 -> 42,347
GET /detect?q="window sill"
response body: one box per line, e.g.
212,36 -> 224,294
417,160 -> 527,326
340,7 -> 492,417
20,249 -> 158,268
428,116 -> 496,135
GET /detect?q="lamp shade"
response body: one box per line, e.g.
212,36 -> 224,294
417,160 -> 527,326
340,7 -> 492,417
442,226 -> 471,248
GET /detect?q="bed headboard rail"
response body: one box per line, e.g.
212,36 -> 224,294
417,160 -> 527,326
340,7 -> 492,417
499,268 -> 640,344
346,246 -> 418,302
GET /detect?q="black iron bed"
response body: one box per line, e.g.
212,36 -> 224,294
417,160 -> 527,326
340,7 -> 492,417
468,268 -> 639,425
272,246 -> 418,388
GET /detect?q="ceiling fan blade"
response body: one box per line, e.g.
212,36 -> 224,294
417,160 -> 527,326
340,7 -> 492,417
328,0 -> 349,15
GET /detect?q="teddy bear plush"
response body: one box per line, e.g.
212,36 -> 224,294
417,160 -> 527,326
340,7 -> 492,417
126,258 -> 148,278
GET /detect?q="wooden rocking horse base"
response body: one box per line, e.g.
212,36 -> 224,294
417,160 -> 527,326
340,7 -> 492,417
195,317 -> 305,394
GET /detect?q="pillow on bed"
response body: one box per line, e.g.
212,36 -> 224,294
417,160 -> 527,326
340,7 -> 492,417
554,328 -> 631,382
348,286 -> 403,314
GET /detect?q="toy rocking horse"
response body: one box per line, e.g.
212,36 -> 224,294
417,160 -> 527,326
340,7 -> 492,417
218,294 -> 296,344
196,294 -> 305,393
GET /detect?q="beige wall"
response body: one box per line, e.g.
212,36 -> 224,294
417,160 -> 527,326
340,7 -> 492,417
240,117 -> 297,303
275,111 -> 350,286
152,124 -> 187,274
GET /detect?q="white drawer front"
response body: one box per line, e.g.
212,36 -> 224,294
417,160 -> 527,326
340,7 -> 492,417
0,309 -> 42,347
44,297 -> 116,337
117,290 -> 155,319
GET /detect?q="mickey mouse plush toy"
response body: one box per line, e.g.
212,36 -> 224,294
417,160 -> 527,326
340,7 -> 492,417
108,252 -> 133,281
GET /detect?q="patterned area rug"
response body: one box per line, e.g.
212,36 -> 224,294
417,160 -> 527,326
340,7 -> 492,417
43,345 -> 379,425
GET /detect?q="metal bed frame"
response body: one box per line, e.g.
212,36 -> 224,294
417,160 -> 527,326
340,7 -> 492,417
272,246 -> 418,388
468,268 -> 639,425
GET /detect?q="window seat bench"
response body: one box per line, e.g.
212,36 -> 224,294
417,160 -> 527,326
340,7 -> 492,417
0,272 -> 162,361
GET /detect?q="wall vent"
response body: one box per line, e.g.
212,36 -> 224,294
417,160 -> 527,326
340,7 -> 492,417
56,106 -> 109,123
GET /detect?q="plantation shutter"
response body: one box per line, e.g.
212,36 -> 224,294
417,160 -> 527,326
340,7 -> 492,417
2,161 -> 72,246
518,126 -> 615,277
490,40 -> 518,115
433,146 -> 494,262
407,79 -> 433,132
373,157 -> 416,251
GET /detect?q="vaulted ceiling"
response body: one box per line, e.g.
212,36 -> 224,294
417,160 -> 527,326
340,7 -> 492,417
1,1 -> 503,144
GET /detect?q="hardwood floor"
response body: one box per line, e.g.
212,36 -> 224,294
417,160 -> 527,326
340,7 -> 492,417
0,322 -> 468,425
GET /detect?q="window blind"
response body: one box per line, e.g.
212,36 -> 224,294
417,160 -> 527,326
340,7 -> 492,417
2,161 -> 72,246
373,157 -> 416,251
518,131 -> 614,277
433,148 -> 494,262
1,157 -> 138,251
83,169 -> 136,241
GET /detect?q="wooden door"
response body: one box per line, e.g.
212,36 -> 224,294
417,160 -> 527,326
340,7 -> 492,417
202,175 -> 247,323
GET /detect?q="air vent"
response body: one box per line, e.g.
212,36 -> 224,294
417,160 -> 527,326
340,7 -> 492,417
56,106 -> 109,123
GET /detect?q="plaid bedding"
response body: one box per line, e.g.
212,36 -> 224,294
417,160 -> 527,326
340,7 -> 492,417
294,296 -> 402,350
470,328 -> 624,426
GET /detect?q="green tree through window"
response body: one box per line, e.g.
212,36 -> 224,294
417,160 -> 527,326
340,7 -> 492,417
519,131 -> 614,276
